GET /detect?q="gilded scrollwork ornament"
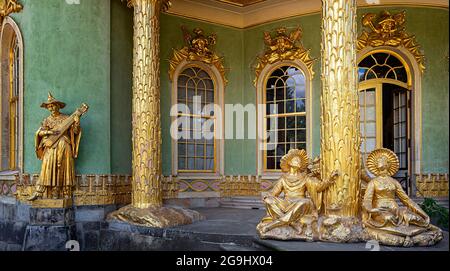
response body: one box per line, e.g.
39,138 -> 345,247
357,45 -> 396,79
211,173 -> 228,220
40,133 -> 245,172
254,27 -> 315,85
357,10 -> 425,73
169,26 -> 227,84
0,0 -> 22,22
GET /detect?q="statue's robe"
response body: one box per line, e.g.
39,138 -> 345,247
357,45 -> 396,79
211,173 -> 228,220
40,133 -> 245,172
34,114 -> 81,193
261,173 -> 329,226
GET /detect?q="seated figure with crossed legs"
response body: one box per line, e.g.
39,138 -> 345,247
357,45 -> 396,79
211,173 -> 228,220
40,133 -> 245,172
257,149 -> 339,240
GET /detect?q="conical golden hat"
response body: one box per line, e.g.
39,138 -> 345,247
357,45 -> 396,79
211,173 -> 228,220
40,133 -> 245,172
40,92 -> 66,109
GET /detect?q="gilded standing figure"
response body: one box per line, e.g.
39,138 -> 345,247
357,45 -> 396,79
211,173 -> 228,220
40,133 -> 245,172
28,93 -> 84,201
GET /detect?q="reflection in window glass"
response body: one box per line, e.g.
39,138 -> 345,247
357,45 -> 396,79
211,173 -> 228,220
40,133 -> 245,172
264,66 -> 307,171
177,67 -> 215,172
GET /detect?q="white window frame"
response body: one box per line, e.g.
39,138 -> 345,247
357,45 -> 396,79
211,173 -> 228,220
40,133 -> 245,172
256,60 -> 313,178
171,60 -> 225,178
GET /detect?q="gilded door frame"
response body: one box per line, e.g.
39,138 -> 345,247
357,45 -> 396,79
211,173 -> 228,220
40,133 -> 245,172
357,47 -> 421,194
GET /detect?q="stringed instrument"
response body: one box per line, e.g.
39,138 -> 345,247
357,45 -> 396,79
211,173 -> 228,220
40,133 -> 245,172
45,103 -> 89,148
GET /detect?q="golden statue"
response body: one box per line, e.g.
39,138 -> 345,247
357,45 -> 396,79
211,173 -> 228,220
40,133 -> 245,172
257,149 -> 339,241
28,93 -> 89,201
362,148 -> 443,247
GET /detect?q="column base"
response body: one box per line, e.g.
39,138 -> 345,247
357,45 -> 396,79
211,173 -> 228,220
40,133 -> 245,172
107,205 -> 204,228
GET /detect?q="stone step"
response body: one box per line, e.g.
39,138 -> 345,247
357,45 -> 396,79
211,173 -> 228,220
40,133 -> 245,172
220,197 -> 264,210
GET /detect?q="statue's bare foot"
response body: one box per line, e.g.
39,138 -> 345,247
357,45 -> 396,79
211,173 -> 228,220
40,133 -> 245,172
261,225 -> 272,234
292,224 -> 303,235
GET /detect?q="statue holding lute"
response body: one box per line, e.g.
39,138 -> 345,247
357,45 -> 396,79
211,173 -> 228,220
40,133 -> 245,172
28,93 -> 89,201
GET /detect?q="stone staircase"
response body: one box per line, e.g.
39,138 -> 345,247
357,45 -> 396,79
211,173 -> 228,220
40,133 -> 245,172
220,196 -> 449,210
220,197 -> 264,209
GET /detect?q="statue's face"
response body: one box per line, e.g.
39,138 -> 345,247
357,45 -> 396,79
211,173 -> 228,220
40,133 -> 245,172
289,157 -> 302,170
47,103 -> 60,114
381,21 -> 395,32
377,156 -> 390,174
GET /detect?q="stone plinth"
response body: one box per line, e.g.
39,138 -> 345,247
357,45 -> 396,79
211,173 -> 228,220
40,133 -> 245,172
23,205 -> 76,251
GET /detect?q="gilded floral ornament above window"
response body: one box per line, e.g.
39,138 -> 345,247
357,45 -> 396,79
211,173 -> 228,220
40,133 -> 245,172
254,27 -> 315,86
169,26 -> 227,85
0,0 -> 22,22
357,10 -> 425,73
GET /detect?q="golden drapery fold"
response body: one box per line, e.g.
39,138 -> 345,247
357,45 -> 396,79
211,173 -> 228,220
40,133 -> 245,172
261,174 -> 331,225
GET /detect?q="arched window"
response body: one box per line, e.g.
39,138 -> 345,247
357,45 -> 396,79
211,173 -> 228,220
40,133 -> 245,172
261,64 -> 309,172
358,52 -> 408,84
0,17 -> 23,173
171,63 -> 224,175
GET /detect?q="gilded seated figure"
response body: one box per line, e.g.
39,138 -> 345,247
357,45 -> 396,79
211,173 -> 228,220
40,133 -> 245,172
257,149 -> 339,241
362,148 -> 443,247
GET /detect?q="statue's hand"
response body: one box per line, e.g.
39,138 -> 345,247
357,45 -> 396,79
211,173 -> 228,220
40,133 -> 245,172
330,170 -> 340,181
74,115 -> 80,125
46,130 -> 60,136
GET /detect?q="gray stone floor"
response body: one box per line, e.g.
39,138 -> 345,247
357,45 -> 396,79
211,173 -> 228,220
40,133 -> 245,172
175,208 -> 449,251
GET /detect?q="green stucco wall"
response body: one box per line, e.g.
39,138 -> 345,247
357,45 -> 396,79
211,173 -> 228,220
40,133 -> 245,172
9,2 -> 448,176
110,0 -> 133,174
160,14 -> 246,176
11,0 -> 112,174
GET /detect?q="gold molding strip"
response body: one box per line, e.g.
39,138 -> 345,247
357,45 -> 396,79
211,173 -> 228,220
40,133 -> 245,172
357,10 -> 426,73
14,174 -> 178,206
8,173 -> 448,203
416,173 -> 449,198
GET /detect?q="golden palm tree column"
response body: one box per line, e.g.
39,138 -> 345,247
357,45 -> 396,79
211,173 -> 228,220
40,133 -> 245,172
108,0 -> 202,228
319,0 -> 366,242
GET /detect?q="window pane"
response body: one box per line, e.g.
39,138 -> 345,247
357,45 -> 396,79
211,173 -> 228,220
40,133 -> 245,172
178,158 -> 186,169
296,116 -> 306,129
286,116 -> 295,129
286,100 -> 295,113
